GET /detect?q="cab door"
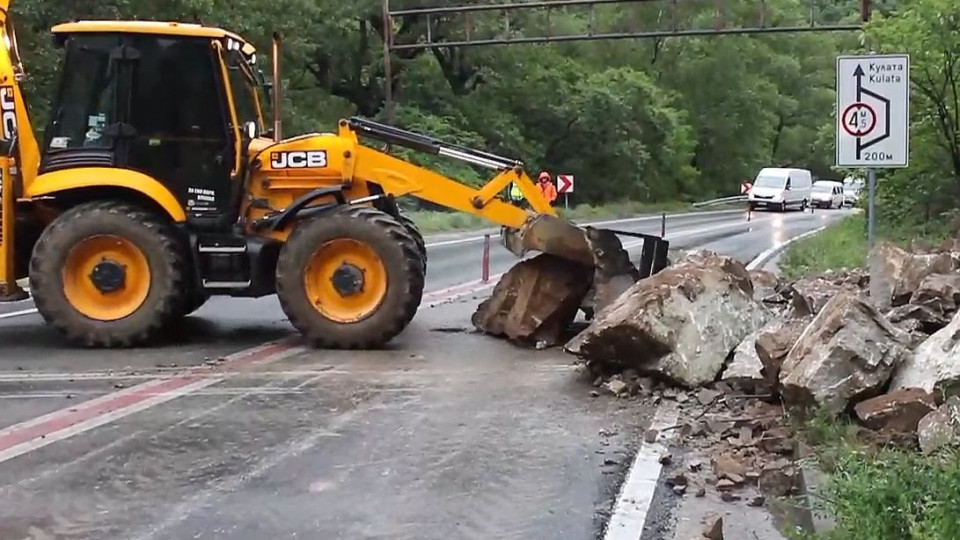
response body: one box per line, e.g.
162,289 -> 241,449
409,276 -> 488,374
124,35 -> 237,230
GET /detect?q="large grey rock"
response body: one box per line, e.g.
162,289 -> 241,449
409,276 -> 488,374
917,397 -> 960,454
869,242 -> 959,309
472,254 -> 592,346
890,310 -> 960,396
780,291 -> 909,415
910,273 -> 960,319
721,329 -> 766,391
566,251 -> 771,387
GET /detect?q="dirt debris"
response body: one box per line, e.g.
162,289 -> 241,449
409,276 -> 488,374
702,514 -> 724,540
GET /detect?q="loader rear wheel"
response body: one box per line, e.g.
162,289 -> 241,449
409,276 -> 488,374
276,206 -> 425,348
29,201 -> 186,348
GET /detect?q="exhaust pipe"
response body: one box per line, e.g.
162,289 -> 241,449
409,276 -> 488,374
271,32 -> 282,142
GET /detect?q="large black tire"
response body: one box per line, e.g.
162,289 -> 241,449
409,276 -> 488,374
396,209 -> 427,271
275,206 -> 425,349
29,201 -> 188,348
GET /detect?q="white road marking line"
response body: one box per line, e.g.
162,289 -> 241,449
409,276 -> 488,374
0,308 -> 38,320
603,402 -> 679,540
746,224 -> 828,271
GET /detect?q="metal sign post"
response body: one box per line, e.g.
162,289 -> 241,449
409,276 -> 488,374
835,53 -> 910,248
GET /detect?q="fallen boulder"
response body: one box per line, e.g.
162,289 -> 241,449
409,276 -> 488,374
780,291 -> 908,415
749,269 -> 782,303
565,251 -> 771,387
869,242 -> 959,309
785,276 -> 859,317
890,310 -> 960,396
917,396 -> 960,454
721,329 -> 767,392
853,388 -> 937,433
885,304 -> 950,335
755,316 -> 812,385
910,273 -> 960,319
472,254 -> 593,346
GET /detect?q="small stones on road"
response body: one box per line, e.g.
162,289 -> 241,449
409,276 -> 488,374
603,379 -> 629,397
666,471 -> 689,487
659,453 -> 673,465
695,485 -> 707,497
673,484 -> 688,496
697,388 -> 721,406
702,514 -> 724,540
644,429 -> 659,444
747,495 -> 765,507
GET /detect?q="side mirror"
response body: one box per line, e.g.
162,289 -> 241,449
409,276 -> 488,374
244,121 -> 258,140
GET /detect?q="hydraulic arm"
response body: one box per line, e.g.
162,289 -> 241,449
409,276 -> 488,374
333,117 -> 651,310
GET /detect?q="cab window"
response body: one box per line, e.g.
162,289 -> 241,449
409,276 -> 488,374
224,49 -> 263,132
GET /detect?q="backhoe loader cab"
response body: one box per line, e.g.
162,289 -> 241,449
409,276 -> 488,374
0,11 -> 666,350
41,22 -> 266,228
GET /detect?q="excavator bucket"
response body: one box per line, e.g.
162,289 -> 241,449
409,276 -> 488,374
473,214 -> 669,345
501,214 -> 646,314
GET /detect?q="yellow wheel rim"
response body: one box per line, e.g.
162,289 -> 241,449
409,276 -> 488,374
61,235 -> 152,321
304,238 -> 387,323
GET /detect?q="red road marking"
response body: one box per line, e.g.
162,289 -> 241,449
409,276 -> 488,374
0,340 -> 298,457
0,280 -> 501,461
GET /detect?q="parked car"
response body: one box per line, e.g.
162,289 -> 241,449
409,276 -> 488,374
747,168 -> 812,212
843,186 -> 861,207
811,180 -> 844,209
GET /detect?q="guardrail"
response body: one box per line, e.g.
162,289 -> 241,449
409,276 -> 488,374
690,195 -> 748,208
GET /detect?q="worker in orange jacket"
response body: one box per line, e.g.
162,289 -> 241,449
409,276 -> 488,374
537,171 -> 558,206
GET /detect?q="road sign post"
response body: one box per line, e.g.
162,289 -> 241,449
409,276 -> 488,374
836,53 -> 910,248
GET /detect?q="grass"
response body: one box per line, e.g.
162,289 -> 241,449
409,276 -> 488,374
783,410 -> 960,540
408,200 -> 694,235
778,214 -> 871,280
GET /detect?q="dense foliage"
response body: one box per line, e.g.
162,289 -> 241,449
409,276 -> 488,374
9,0 -> 869,208
9,0 -> 955,221
862,0 -> 960,237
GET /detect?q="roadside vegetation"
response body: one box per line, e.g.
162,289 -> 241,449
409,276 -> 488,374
774,1 -> 960,536
784,412 -> 960,540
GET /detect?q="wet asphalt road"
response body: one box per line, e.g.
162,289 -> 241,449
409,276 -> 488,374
0,207 -> 852,540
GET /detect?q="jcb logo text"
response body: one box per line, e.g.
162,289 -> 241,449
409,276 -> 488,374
0,86 -> 16,141
270,151 -> 328,169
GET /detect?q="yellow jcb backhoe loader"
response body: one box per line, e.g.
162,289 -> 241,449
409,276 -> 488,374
0,2 -> 668,348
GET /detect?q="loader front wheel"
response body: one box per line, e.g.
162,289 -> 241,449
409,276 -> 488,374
29,201 -> 187,347
276,206 -> 425,348
396,210 -> 427,271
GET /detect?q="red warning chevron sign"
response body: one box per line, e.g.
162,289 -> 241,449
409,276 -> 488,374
557,174 -> 574,194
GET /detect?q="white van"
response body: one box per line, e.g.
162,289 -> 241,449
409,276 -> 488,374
811,180 -> 844,209
747,168 -> 812,212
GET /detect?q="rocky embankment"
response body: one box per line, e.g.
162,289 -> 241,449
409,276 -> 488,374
474,241 -> 960,512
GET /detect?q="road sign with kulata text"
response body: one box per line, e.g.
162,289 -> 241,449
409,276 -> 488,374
836,54 -> 909,168
557,174 -> 574,194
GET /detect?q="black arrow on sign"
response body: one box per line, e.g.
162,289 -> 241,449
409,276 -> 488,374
853,63 -> 891,160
